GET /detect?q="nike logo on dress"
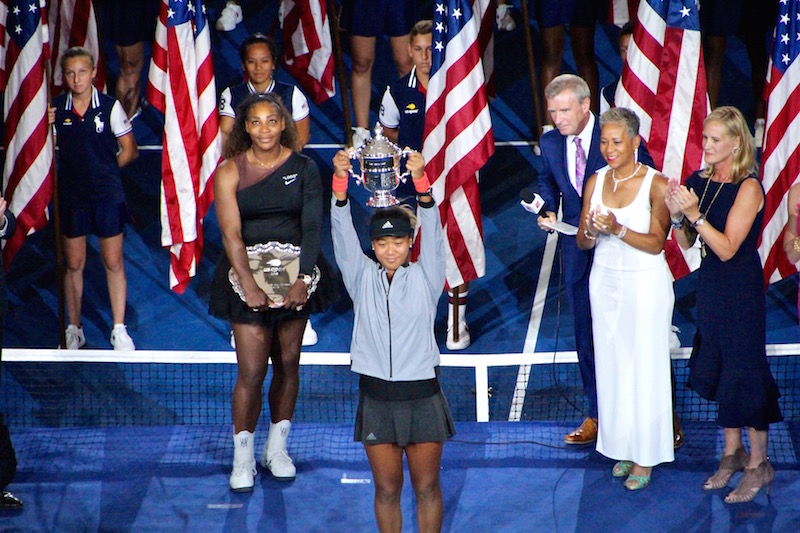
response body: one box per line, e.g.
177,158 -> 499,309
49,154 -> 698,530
283,173 -> 298,186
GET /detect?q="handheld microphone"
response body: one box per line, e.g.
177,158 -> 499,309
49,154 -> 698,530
520,189 -> 545,215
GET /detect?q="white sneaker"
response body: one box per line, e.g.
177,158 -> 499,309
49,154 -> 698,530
754,118 -> 765,148
302,321 -> 318,347
351,126 -> 370,149
229,459 -> 257,492
669,325 -> 681,353
261,449 -> 296,480
446,323 -> 471,350
110,324 -> 136,351
65,324 -> 85,350
215,1 -> 242,32
496,4 -> 516,31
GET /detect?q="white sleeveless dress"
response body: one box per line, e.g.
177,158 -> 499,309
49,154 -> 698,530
588,166 -> 675,467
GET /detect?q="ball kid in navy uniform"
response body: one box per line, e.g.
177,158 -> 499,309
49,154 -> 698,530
48,47 -> 139,351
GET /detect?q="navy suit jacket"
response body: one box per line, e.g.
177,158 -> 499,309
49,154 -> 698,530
0,211 -> 16,314
536,115 -> 653,285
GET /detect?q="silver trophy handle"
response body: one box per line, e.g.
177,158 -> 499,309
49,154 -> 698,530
396,148 -> 414,183
348,148 -> 365,186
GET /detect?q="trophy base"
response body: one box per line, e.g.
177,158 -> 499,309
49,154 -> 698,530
367,191 -> 400,208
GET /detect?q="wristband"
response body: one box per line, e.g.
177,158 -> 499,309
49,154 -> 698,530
332,173 -> 348,193
616,225 -> 628,239
413,172 -> 431,194
670,215 -> 685,229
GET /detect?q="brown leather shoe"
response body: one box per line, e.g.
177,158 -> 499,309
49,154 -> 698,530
673,411 -> 685,450
564,417 -> 597,445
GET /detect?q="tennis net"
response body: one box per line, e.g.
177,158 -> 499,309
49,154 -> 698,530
1,347 -> 799,470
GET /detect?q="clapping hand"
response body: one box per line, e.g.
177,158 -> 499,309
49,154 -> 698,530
588,207 -> 620,236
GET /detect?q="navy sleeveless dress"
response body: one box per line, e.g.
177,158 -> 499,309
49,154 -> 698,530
685,171 -> 782,430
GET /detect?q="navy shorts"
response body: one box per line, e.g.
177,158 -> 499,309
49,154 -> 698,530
699,0 -> 744,37
536,0 -> 600,29
102,0 -> 159,46
61,202 -> 127,238
349,0 -> 417,38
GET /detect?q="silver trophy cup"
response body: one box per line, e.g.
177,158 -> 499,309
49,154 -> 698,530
349,124 -> 412,207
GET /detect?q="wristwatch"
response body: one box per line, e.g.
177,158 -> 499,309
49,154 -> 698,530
298,274 -> 313,286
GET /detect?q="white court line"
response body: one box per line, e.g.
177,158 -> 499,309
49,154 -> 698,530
508,229 -> 560,422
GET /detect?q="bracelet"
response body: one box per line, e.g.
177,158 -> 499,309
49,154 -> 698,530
793,237 -> 800,254
616,225 -> 628,239
332,173 -> 348,193
413,171 -> 432,193
583,229 -> 597,240
670,215 -> 685,229
691,215 -> 706,228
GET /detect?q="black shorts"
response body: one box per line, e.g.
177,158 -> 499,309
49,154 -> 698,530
61,202 -> 127,238
354,388 -> 456,447
349,0 -> 417,38
699,0 -> 744,37
102,0 -> 159,46
535,0 -> 600,29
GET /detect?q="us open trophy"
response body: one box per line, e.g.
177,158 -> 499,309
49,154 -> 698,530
349,123 -> 412,207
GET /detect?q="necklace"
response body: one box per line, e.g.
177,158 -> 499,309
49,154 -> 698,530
251,145 -> 283,170
611,163 -> 642,192
696,176 -> 726,258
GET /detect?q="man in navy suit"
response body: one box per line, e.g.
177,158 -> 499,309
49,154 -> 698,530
0,199 -> 21,510
536,74 -> 602,444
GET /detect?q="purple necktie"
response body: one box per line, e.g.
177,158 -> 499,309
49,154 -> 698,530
574,137 -> 586,194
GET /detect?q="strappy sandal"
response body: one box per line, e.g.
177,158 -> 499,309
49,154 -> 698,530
724,460 -> 775,504
703,447 -> 749,490
625,474 -> 651,491
612,460 -> 634,478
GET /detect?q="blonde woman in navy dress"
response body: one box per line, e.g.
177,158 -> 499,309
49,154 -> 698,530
666,106 -> 781,503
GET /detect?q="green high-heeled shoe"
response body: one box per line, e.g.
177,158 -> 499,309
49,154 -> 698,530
625,474 -> 651,491
613,461 -> 634,478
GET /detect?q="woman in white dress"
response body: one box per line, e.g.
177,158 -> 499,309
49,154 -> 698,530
576,107 -> 675,490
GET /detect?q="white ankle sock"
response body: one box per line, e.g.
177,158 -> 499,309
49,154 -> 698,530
266,420 -> 292,457
233,429 -> 254,464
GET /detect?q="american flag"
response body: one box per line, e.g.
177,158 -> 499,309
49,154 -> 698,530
615,0 -> 709,278
281,0 -> 334,105
759,0 -> 800,283
146,0 -> 221,292
48,0 -> 106,94
423,0 -> 494,288
1,0 -> 53,266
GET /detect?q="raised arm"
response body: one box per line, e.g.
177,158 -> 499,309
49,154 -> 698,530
331,149 -> 371,296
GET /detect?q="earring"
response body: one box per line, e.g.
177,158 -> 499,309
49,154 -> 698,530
732,146 -> 740,156
634,149 -> 638,165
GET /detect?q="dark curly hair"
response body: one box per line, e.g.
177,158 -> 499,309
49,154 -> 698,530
223,93 -> 298,159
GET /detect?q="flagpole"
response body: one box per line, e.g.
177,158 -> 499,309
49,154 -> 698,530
45,61 -> 67,350
326,0 -> 353,146
521,0 -> 542,145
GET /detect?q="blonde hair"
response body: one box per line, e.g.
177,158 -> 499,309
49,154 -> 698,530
700,106 -> 757,184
